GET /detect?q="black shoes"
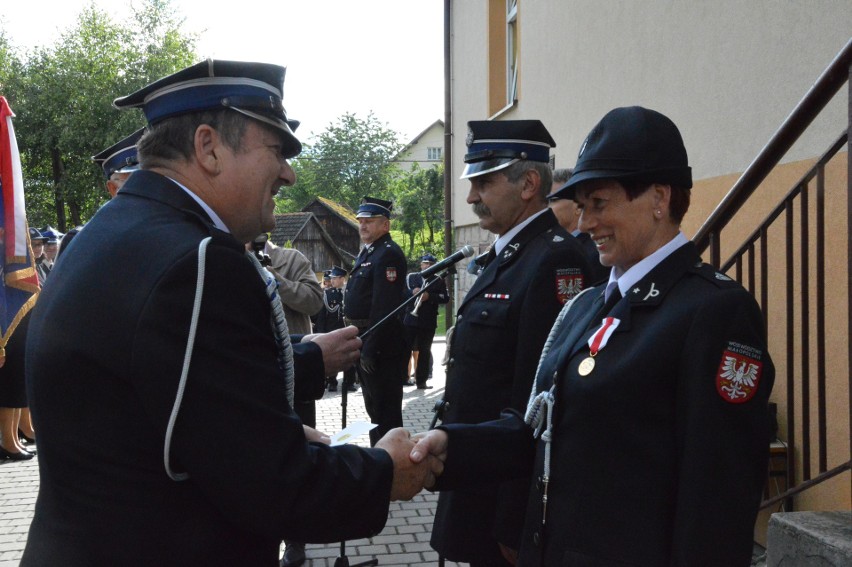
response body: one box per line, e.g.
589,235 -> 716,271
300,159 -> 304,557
281,541 -> 306,567
404,380 -> 416,387
18,429 -> 35,445
0,446 -> 35,461
417,384 -> 433,390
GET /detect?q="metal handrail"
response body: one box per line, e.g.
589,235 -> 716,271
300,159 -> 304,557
694,38 -> 852,265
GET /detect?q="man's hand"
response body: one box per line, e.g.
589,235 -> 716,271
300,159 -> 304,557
376,428 -> 441,500
303,425 -> 331,445
304,326 -> 361,375
409,430 -> 447,489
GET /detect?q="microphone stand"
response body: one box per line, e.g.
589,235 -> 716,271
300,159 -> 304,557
333,271 -> 448,567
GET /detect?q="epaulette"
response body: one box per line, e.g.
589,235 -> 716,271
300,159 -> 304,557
691,261 -> 741,288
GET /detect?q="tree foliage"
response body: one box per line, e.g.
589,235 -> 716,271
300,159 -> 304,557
392,163 -> 445,258
278,112 -> 403,212
0,0 -> 197,231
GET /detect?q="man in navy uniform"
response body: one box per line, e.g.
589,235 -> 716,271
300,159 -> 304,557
403,253 -> 449,389
344,196 -> 408,446
316,266 -> 347,391
22,60 -> 436,566
430,120 -> 592,566
548,167 -> 610,284
91,128 -> 144,198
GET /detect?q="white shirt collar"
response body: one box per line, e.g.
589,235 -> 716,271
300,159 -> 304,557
608,231 -> 689,298
494,208 -> 548,256
168,177 -> 230,234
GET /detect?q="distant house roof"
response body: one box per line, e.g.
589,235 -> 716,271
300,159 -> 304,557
394,119 -> 444,161
270,212 -> 313,243
303,197 -> 358,229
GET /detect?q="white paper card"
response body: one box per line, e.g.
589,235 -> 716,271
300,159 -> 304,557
330,421 -> 378,446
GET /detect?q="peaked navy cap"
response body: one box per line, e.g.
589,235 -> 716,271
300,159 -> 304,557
92,128 -> 144,178
113,59 -> 302,158
330,266 -> 348,277
553,106 -> 692,199
419,253 -> 437,264
356,196 -> 393,218
29,227 -> 47,242
461,119 -> 556,179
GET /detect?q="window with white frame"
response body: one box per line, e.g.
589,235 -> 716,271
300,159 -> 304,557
427,147 -> 442,161
506,0 -> 518,104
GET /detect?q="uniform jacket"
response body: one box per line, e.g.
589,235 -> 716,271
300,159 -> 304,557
432,209 -> 591,560
265,242 -> 322,335
315,287 -> 345,333
23,171 -> 393,567
436,241 -> 774,567
402,271 -> 449,330
343,232 -> 408,360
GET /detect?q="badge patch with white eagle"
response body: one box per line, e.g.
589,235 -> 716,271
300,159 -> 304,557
716,341 -> 763,403
555,268 -> 584,304
385,267 -> 397,282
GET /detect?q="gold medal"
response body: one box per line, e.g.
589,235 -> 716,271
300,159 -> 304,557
578,356 -> 596,376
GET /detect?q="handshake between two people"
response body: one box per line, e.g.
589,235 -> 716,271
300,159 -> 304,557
300,325 -> 450,500
375,428 -> 449,501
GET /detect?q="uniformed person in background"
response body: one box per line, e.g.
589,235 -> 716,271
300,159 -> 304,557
91,128 -> 144,198
344,197 -> 408,446
412,106 -> 775,567
403,254 -> 449,389
430,120 -> 592,566
547,167 -> 610,284
316,266 -> 347,391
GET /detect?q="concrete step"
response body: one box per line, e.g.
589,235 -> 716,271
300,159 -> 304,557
767,511 -> 852,566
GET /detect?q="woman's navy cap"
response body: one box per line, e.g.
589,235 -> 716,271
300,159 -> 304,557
419,253 -> 437,264
92,128 -> 144,178
29,227 -> 47,243
330,266 -> 348,277
461,119 -> 556,180
113,59 -> 302,159
356,196 -> 393,218
553,106 -> 692,200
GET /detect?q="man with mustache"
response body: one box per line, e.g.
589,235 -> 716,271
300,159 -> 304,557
430,120 -> 592,566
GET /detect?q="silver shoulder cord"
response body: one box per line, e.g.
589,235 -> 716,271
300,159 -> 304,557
322,288 -> 340,312
164,236 -> 212,482
164,238 -> 295,482
523,287 -> 594,523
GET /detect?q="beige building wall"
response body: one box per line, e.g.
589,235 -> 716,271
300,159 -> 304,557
448,0 -> 851,538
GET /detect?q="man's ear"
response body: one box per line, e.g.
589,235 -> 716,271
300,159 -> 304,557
105,181 -> 119,198
195,124 -> 221,175
520,168 -> 542,201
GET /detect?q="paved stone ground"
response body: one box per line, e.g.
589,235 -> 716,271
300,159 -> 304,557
0,340 -> 461,567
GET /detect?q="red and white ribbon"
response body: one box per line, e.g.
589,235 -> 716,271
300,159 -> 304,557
587,316 -> 620,355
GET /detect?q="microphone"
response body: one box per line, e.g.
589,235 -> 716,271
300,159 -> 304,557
419,246 -> 475,279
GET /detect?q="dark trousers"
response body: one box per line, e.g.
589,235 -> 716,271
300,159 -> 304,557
414,336 -> 435,388
406,326 -> 436,387
359,353 -> 407,446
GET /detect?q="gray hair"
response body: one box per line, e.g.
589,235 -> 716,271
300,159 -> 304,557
552,167 -> 573,185
502,160 -> 553,200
